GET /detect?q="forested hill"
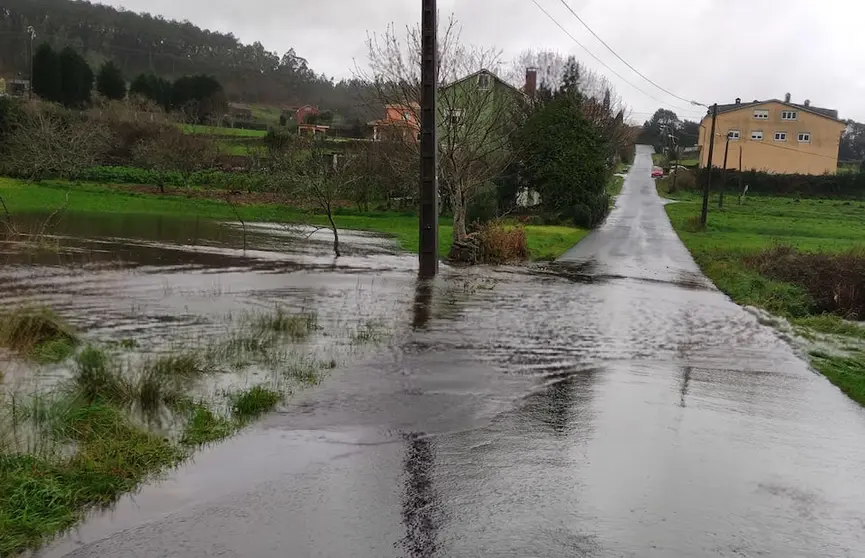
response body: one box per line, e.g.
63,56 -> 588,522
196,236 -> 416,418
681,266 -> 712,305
0,0 -> 368,112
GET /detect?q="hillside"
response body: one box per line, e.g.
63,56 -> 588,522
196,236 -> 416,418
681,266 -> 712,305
0,0 -> 373,117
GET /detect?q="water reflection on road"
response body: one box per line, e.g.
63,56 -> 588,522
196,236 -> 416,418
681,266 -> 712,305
28,148 -> 865,557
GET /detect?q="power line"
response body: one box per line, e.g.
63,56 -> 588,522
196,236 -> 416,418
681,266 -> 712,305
528,0 -> 702,115
555,0 -> 704,107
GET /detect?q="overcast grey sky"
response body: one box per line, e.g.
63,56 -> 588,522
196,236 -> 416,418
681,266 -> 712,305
103,0 -> 865,123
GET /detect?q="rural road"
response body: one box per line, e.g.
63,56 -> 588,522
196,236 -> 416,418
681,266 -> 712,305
42,146 -> 865,557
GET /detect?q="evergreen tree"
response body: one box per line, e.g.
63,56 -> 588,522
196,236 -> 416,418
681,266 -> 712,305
560,56 -> 581,99
516,94 -> 610,228
130,73 -> 173,111
32,43 -> 62,102
58,47 -> 93,107
96,61 -> 126,100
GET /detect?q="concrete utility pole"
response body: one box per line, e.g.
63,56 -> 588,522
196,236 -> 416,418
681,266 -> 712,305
718,132 -> 732,209
700,103 -> 718,226
418,0 -> 439,277
27,26 -> 36,101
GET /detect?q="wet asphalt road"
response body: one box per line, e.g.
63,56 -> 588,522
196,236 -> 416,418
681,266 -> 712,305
42,146 -> 865,557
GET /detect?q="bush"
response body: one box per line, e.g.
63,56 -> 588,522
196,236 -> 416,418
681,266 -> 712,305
745,246 -> 865,318
476,222 -> 529,264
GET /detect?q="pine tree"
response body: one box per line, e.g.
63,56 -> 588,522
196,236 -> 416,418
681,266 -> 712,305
58,47 -> 93,107
96,61 -> 126,100
32,43 -> 62,102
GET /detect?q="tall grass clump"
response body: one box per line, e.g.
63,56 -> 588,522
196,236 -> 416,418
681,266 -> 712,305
231,386 -> 282,421
476,222 -> 529,264
73,347 -> 131,405
0,307 -> 78,362
254,309 -> 318,341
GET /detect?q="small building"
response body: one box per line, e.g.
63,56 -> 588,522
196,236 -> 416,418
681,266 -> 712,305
228,102 -> 253,121
698,95 -> 846,175
284,104 -> 320,125
5,79 -> 30,98
298,123 -> 330,137
368,103 -> 421,143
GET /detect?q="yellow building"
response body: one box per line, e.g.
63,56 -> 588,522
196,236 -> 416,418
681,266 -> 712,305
698,96 -> 846,175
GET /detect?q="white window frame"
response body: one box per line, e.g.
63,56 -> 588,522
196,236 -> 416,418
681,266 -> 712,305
753,109 -> 769,120
774,131 -> 787,142
798,132 -> 811,143
751,131 -> 764,141
728,130 -> 740,141
781,110 -> 798,121
477,73 -> 492,90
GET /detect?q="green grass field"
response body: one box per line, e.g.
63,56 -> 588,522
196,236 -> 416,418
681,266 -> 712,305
181,124 -> 268,138
0,179 -> 586,261
663,187 -> 865,405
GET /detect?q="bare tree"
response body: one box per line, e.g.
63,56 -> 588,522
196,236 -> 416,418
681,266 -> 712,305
357,17 -> 522,243
132,128 -> 220,193
3,102 -> 110,181
270,138 -> 360,257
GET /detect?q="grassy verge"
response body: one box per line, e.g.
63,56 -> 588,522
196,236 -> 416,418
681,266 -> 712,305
1,307 -> 329,555
0,178 -> 586,261
662,187 -> 865,404
607,175 -> 625,198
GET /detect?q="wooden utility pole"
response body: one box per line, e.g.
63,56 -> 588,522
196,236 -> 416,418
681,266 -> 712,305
418,0 -> 439,277
718,132 -> 731,209
700,103 -> 718,226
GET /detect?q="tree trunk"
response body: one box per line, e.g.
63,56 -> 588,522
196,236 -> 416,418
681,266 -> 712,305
326,210 -> 341,257
451,189 -> 467,242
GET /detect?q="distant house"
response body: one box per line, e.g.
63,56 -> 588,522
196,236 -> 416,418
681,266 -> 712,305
368,103 -> 421,143
228,102 -> 253,120
284,105 -> 320,125
297,123 -> 330,137
698,95 -> 846,175
5,78 -> 30,98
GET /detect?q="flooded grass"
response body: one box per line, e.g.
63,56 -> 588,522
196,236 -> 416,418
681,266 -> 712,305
794,314 -> 865,340
0,178 -> 586,260
179,401 -> 237,447
231,386 -> 282,421
254,309 -> 318,340
0,402 -> 184,557
0,307 -> 79,363
351,320 -> 388,345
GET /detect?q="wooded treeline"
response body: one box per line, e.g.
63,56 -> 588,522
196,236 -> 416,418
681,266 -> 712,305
0,0 -> 374,119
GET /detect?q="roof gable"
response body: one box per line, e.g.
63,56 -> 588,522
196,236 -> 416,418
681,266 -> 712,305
441,69 -> 527,98
709,99 -> 841,122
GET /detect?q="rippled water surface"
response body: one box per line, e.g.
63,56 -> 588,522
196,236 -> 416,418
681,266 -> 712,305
17,148 -> 865,558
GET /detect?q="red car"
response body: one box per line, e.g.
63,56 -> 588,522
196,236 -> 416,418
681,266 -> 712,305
651,166 -> 664,178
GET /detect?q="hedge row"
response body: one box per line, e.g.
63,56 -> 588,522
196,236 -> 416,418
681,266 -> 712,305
77,167 -> 241,190
695,168 -> 865,199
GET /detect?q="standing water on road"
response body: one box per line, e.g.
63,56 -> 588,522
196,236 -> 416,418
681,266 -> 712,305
19,149 -> 865,557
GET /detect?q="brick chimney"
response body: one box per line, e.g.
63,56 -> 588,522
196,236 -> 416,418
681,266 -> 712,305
525,67 -> 538,97
784,92 -> 791,103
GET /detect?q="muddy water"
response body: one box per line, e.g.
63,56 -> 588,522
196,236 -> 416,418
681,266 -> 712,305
0,211 -> 419,399
25,149 -> 865,558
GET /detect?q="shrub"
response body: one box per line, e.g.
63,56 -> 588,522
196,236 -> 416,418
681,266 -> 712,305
745,246 -> 865,318
476,222 -> 529,264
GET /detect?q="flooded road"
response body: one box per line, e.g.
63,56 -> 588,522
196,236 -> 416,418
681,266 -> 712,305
39,147 -> 865,557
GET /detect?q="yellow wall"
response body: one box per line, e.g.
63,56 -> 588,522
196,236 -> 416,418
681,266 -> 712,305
698,101 -> 845,175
